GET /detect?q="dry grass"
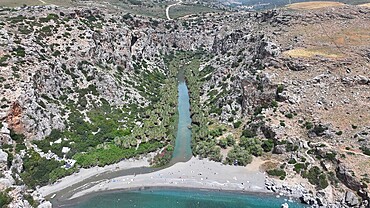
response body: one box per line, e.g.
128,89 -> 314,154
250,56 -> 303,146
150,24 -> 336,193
330,28 -> 370,46
287,1 -> 345,10
283,48 -> 342,58
340,152 -> 370,187
259,161 -> 279,172
0,0 -> 42,7
359,3 -> 370,7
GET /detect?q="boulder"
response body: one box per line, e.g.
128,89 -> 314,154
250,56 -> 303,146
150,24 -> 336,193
345,191 -> 359,207
0,149 -> 8,163
259,40 -> 281,57
38,201 -> 52,208
273,145 -> 286,154
300,194 -> 316,205
281,202 -> 289,208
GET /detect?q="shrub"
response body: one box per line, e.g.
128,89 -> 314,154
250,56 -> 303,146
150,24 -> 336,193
293,163 -> 307,173
233,120 -> 242,128
360,146 -> 370,156
280,121 -> 286,127
226,135 -> 235,146
286,143 -> 299,152
226,145 -> 252,166
312,124 -> 328,135
262,139 -> 274,152
218,138 -> 228,149
302,166 -> 328,189
276,84 -> 284,94
304,122 -> 313,130
0,191 -> 12,207
285,113 -> 293,119
24,194 -> 39,207
241,128 -> 257,138
239,137 -> 263,156
267,168 -> 286,180
288,158 -> 297,164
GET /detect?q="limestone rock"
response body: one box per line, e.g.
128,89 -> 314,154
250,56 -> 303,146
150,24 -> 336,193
345,191 -> 359,207
37,201 -> 52,208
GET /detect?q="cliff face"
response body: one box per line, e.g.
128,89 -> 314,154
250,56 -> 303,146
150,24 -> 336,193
0,3 -> 369,208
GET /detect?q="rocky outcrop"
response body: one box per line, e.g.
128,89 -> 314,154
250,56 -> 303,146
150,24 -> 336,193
336,164 -> 363,191
241,75 -> 277,114
6,102 -> 24,134
0,149 -> 8,171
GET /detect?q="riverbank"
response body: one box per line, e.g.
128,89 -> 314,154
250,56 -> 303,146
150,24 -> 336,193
68,156 -> 267,200
38,154 -> 153,197
39,156 -> 269,204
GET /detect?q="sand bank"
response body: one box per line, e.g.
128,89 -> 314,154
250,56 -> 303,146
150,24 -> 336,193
67,157 -> 268,200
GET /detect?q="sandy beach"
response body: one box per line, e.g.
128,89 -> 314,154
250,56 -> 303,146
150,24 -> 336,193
68,157 -> 267,200
39,156 -> 268,202
38,155 -> 152,197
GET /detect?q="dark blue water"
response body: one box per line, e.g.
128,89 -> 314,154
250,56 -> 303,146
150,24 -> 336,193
71,188 -> 305,208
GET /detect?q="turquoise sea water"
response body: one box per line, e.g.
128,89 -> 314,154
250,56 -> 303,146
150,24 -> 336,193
70,188 -> 306,208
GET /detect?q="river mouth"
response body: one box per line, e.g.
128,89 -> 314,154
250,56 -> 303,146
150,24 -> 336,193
49,67 -> 194,206
49,66 -> 306,208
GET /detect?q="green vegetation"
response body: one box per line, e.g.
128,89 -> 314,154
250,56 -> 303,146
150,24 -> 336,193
33,56 -> 179,169
302,166 -> 329,189
74,141 -> 164,167
24,194 -> 39,208
0,55 -> 10,67
360,146 -> 370,156
262,139 -> 274,152
226,145 -> 253,166
285,113 -> 293,119
239,137 -> 263,156
0,191 -> 12,207
303,121 -> 313,129
267,168 -> 286,180
26,54 -> 180,185
21,150 -> 76,189
293,163 -> 307,173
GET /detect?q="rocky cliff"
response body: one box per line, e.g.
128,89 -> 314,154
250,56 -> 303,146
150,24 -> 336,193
0,3 -> 369,208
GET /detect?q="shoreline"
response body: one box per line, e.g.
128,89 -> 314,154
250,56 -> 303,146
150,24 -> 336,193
38,154 -> 155,198
40,157 -> 273,206
63,186 -> 290,207
69,156 -> 268,199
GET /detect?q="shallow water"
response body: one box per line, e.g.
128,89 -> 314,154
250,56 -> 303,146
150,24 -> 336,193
69,188 -> 306,208
170,80 -> 193,164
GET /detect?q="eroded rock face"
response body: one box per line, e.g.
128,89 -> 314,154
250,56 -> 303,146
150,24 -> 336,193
336,164 -> 363,191
241,76 -> 277,114
6,102 -> 24,134
258,40 -> 281,57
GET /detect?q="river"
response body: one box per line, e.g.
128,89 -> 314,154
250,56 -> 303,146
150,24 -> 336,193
54,71 -> 305,208
169,69 -> 193,164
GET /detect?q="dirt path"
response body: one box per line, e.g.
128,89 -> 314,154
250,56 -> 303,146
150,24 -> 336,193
166,0 -> 182,20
